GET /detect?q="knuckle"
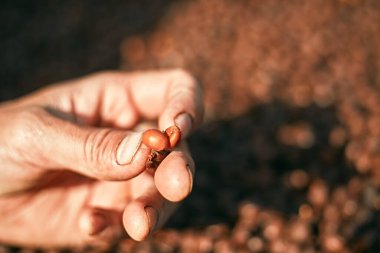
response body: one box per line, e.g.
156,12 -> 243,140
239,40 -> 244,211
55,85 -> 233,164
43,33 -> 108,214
91,71 -> 128,89
92,71 -> 120,80
171,68 -> 197,86
2,106 -> 48,163
9,106 -> 46,148
83,71 -> 123,87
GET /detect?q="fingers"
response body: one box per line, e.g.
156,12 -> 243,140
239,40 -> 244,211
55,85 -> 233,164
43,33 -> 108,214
78,207 -> 126,248
78,207 -> 122,238
79,194 -> 163,242
74,139 -> 193,242
122,183 -> 176,241
122,200 -> 160,241
12,104 -> 195,186
74,144 -> 193,242
121,69 -> 204,137
122,144 -> 194,240
77,172 -> 177,242
21,107 -> 150,181
77,144 -> 193,241
21,69 -> 203,136
69,74 -> 140,128
154,146 -> 195,202
79,203 -> 159,243
79,208 -> 108,236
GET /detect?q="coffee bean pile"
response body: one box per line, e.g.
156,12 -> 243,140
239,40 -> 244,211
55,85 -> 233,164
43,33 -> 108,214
118,0 -> 380,252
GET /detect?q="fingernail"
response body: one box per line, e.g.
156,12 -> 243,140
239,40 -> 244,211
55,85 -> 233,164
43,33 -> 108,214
174,113 -> 192,138
116,132 -> 142,165
79,210 -> 108,236
144,206 -> 158,236
186,165 -> 194,193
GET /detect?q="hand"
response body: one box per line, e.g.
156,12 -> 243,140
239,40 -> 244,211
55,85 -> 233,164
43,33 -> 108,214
0,69 -> 203,248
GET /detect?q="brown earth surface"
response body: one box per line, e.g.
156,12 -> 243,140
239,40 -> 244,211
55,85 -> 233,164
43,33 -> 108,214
1,0 -> 380,252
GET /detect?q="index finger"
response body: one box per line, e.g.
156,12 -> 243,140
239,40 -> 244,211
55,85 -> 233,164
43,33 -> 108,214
127,69 -> 204,137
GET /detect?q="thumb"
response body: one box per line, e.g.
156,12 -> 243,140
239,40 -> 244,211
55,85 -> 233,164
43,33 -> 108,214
23,107 -> 150,180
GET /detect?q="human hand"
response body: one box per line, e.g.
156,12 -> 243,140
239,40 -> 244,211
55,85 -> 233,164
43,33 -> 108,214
0,69 -> 203,248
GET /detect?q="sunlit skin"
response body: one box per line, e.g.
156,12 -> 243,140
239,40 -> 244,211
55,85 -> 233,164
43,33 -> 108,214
0,69 -> 203,248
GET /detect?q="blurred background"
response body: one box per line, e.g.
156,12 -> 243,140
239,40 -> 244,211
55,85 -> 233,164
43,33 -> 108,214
1,0 -> 380,252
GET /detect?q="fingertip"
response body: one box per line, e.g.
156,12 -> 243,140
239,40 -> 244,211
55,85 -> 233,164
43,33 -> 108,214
174,113 -> 192,138
79,209 -> 108,236
78,207 -> 124,247
113,110 -> 139,130
123,203 -> 157,241
85,144 -> 150,181
159,113 -> 192,140
114,141 -> 151,179
64,127 -> 151,181
145,206 -> 159,236
116,132 -> 143,166
155,151 -> 194,202
187,164 -> 194,193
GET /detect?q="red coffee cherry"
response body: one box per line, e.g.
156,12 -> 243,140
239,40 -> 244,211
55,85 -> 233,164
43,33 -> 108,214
165,125 -> 182,148
143,126 -> 182,169
142,129 -> 170,151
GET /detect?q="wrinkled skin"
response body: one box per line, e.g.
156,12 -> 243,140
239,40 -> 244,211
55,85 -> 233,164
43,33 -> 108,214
0,69 -> 203,248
